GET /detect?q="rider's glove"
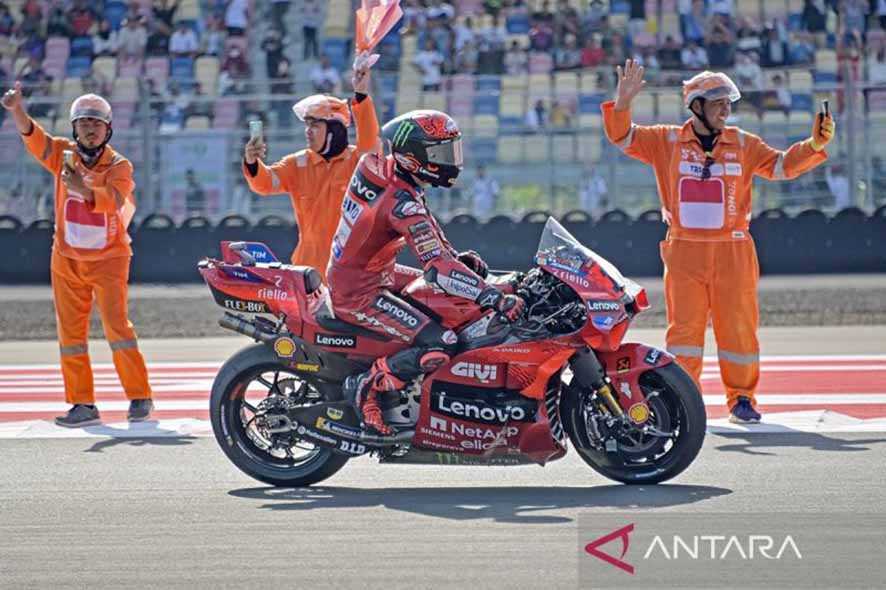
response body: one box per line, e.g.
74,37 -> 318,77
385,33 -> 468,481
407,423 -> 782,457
457,250 -> 488,278
476,287 -> 525,323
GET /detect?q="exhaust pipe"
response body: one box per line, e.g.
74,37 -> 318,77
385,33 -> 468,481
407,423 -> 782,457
358,430 -> 416,445
219,313 -> 276,343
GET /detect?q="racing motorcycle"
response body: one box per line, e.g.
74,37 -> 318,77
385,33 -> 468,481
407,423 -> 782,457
198,218 -> 706,487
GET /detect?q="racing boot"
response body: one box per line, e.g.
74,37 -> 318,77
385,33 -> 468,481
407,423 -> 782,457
343,359 -> 405,436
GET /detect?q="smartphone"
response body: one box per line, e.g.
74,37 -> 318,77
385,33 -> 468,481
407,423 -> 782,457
821,99 -> 830,118
249,120 -> 263,141
62,149 -> 74,169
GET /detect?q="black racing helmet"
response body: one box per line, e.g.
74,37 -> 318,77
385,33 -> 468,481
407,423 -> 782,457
381,110 -> 464,188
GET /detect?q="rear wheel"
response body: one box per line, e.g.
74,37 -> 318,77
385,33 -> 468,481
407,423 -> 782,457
210,344 -> 349,487
561,363 -> 706,485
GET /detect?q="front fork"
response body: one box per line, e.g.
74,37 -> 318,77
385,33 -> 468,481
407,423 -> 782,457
569,348 -> 624,418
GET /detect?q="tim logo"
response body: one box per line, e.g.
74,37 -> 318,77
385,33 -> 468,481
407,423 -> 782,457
585,524 -> 635,575
451,362 -> 497,382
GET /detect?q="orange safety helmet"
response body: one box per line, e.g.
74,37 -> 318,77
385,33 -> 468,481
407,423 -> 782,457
70,93 -> 113,124
292,95 -> 351,126
682,71 -> 741,108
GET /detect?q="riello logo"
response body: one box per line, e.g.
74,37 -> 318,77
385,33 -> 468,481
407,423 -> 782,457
585,524 -> 802,575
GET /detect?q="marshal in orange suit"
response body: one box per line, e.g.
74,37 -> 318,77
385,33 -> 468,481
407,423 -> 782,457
243,53 -> 380,280
2,83 -> 152,427
602,61 -> 834,424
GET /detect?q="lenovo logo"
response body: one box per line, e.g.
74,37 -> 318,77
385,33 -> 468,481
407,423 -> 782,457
314,333 -> 356,348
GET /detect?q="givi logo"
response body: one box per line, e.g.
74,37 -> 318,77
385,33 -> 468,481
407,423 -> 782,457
584,523 -> 635,574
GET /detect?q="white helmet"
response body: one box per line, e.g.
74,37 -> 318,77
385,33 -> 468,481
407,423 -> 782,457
70,94 -> 113,125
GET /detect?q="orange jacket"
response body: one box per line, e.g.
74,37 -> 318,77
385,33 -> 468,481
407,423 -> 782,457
601,100 -> 827,240
243,96 -> 380,277
22,119 -> 137,261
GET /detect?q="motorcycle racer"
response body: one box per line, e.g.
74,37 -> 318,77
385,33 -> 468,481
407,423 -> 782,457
329,110 -> 525,435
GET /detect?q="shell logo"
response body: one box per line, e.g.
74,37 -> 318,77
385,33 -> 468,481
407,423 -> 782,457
273,337 -> 297,358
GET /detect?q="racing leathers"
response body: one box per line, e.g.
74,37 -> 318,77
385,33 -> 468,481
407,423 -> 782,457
328,153 -> 523,434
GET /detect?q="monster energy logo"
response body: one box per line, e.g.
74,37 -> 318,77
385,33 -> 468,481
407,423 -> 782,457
392,121 -> 415,147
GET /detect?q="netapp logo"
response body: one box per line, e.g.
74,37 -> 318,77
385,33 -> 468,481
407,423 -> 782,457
314,333 -> 356,348
432,392 -> 535,425
373,297 -> 419,327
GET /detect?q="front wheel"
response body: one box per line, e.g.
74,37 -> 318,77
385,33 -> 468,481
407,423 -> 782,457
210,344 -> 350,487
561,363 -> 706,485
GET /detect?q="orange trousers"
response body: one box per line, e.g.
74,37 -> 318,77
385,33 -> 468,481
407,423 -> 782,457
660,237 -> 760,410
50,251 -> 151,405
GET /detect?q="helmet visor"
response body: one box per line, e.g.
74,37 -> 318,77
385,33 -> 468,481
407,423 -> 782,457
699,84 -> 741,103
426,138 -> 464,167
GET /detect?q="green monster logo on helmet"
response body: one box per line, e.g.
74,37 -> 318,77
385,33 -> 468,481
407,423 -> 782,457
391,121 -> 415,148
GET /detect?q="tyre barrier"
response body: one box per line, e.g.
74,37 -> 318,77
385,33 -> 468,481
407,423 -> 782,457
0,208 -> 882,283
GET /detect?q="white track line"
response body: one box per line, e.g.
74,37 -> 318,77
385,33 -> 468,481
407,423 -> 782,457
0,393 -> 884,414
1,411 -> 886,439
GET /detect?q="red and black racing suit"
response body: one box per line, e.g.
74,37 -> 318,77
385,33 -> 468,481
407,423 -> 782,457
327,153 -> 516,431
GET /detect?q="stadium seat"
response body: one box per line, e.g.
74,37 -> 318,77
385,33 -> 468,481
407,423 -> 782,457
790,92 -> 813,112
578,134 -> 602,162
497,135 -> 523,164
528,52 -> 553,74
815,49 -> 837,73
506,34 -> 530,50
579,113 -> 602,129
185,115 -> 211,129
506,13 -> 530,34
170,56 -> 195,82
322,38 -> 350,71
552,135 -> 577,163
92,56 -> 117,81
579,94 -> 602,116
632,93 -> 655,122
145,56 -> 169,88
54,116 -> 72,136
213,98 -> 240,128
528,73 -> 552,99
195,56 -> 220,95
471,114 -> 499,137
420,92 -> 447,111
657,91 -> 683,120
475,76 -> 502,93
112,101 -> 137,127
45,37 -> 70,62
553,71 -> 578,94
473,94 -> 500,116
500,93 -> 525,117
112,77 -> 139,99
117,57 -> 143,78
501,74 -> 527,91
65,56 -> 92,78
790,70 -> 813,90
178,0 -> 200,20
104,1 -> 128,30
525,135 -> 548,162
61,78 -> 84,100
466,138 -> 497,164
69,36 -> 94,58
